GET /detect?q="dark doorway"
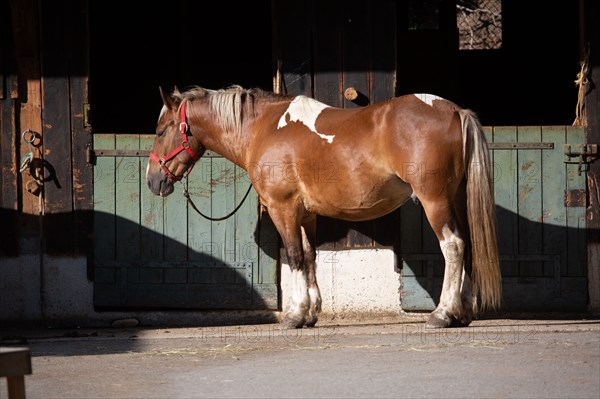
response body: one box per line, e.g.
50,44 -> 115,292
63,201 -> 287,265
90,1 -> 273,133
396,0 -> 581,126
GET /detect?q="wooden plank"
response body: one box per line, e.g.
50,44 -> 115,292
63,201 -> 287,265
313,0 -> 344,249
188,157 -> 213,261
0,97 -> 18,256
140,135 -> 164,261
0,0 -> 18,212
367,0 -> 397,249
271,0 -> 312,96
400,276 -> 437,311
93,134 -> 116,262
0,347 -> 32,376
516,126 -> 543,277
565,126 -> 587,276
115,135 -> 141,261
0,0 -> 19,254
369,0 -> 396,104
234,165 -> 258,275
11,0 -> 43,219
583,0 -> 600,311
489,142 -> 554,149
211,157 -> 237,263
41,0 -> 75,253
0,101 -> 17,207
68,0 -> 93,260
343,4 -> 376,249
492,126 -> 518,276
541,126 -> 568,279
501,277 -> 588,311
163,172 -> 188,263
258,211 -> 280,288
400,201 -> 424,276
343,0 -> 371,109
0,0 -> 19,256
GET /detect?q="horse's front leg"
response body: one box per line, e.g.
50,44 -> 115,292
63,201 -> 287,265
282,239 -> 311,329
268,207 -> 312,328
301,213 -> 321,327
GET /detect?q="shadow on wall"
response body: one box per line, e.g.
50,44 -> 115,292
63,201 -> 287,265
315,202 -> 592,313
0,207 -> 280,327
0,198 -> 594,328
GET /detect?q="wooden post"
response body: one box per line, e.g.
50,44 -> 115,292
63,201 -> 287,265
10,0 -> 44,221
583,0 -> 600,311
0,347 -> 32,399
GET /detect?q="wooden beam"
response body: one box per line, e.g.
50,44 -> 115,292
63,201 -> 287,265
10,0 -> 44,221
583,0 -> 600,311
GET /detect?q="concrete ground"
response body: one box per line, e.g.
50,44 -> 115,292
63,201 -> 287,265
1,314 -> 599,399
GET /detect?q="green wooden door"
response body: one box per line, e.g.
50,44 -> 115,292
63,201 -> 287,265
92,134 -> 279,309
401,126 -> 589,312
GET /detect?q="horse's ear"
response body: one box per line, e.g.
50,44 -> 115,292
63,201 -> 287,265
173,86 -> 181,97
159,86 -> 177,110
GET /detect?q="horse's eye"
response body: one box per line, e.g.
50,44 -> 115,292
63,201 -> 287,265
156,129 -> 165,137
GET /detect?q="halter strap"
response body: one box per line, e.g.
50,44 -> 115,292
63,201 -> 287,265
149,100 -> 202,182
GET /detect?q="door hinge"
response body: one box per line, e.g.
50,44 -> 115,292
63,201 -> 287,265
83,103 -> 91,128
563,144 -> 597,175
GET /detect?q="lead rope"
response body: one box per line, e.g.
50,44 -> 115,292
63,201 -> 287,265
182,177 -> 254,221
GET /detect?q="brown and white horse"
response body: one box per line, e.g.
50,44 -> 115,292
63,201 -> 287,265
146,86 -> 501,328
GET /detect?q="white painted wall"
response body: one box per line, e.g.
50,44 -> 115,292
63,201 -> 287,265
280,248 -> 402,318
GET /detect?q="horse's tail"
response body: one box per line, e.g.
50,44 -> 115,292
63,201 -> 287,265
459,109 -> 501,312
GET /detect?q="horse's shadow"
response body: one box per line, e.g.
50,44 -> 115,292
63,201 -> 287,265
0,199 -> 594,330
310,202 -> 594,314
0,207 -> 278,328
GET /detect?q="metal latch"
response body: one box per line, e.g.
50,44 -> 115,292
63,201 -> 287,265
83,103 -> 91,128
86,148 -> 152,164
563,144 -> 597,175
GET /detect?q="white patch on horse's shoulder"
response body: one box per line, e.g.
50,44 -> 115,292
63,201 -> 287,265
277,96 -> 335,143
414,93 -> 443,106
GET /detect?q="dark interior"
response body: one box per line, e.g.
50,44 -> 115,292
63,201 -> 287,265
90,0 -> 581,133
90,1 -> 274,133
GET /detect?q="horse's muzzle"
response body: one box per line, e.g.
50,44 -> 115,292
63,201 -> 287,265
147,174 -> 174,197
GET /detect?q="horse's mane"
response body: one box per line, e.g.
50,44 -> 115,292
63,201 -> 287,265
180,85 -> 288,135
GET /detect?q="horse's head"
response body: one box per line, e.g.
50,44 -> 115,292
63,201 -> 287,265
146,87 -> 205,196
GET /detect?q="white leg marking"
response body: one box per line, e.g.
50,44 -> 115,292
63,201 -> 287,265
289,269 -> 310,317
277,96 -> 335,143
308,286 -> 322,314
438,224 -> 465,313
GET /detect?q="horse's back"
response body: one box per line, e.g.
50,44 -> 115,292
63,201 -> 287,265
250,93 -> 465,220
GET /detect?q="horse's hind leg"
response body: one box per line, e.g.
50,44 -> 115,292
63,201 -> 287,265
420,199 -> 470,328
454,186 -> 476,326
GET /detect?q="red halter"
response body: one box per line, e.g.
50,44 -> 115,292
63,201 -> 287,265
149,100 -> 202,182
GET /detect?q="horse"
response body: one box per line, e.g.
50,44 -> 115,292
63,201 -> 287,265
146,85 -> 501,329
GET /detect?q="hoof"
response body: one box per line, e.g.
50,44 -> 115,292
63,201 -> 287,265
425,312 -> 452,329
425,311 -> 472,329
454,315 -> 472,328
280,315 -> 305,329
304,315 -> 318,328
